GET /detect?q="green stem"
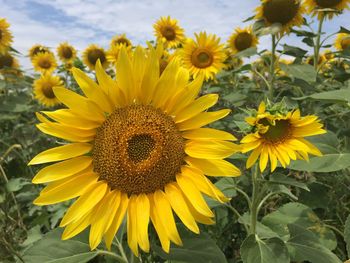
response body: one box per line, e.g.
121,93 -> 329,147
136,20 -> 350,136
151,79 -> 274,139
269,34 -> 277,100
222,186 -> 252,209
250,166 -> 260,235
314,14 -> 325,71
97,250 -> 128,263
225,204 -> 249,233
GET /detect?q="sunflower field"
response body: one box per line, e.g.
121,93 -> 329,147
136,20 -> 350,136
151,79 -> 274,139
1,0 -> 350,262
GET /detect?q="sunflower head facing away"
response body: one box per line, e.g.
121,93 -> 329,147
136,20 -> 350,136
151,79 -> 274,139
110,34 -> 132,48
241,102 -> 326,172
32,52 -> 58,74
29,44 -> 50,60
228,27 -> 259,55
0,52 -> 18,70
180,32 -> 226,80
255,0 -> 305,35
57,42 -> 77,63
29,46 -> 241,255
335,33 -> 350,51
154,16 -> 185,49
305,0 -> 350,19
0,18 -> 13,54
33,73 -> 63,107
83,44 -> 108,70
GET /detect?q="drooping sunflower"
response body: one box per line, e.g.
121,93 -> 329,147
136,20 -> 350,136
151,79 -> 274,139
28,44 -> 50,60
180,32 -> 226,80
32,52 -> 57,74
304,0 -> 350,19
255,0 -> 305,35
241,102 -> 326,172
0,18 -> 13,54
154,16 -> 185,49
29,46 -> 241,255
82,44 -> 109,71
57,42 -> 77,63
33,73 -> 63,107
110,34 -> 132,48
335,33 -> 350,51
227,27 -> 259,55
0,53 -> 19,71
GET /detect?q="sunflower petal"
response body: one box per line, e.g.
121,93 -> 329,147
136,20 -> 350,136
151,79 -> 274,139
186,157 -> 241,177
136,194 -> 150,252
182,128 -> 237,141
185,140 -> 240,159
127,195 -> 139,256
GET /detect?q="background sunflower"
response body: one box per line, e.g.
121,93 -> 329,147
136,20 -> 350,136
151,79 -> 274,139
154,16 -> 185,49
0,18 -> 13,54
82,44 -> 108,70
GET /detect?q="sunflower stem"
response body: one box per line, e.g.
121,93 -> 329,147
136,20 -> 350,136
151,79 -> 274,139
249,165 -> 260,235
97,250 -> 128,263
269,34 -> 277,100
314,14 -> 325,71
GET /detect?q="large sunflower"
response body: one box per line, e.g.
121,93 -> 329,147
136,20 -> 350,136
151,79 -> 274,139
110,34 -> 132,48
0,18 -> 13,54
57,42 -> 77,63
227,27 -> 259,55
255,0 -> 305,35
29,46 -> 241,255
305,0 -> 350,19
180,32 -> 226,80
33,73 -> 63,107
28,44 -> 50,60
82,44 -> 108,71
32,52 -> 57,74
154,16 -> 185,49
241,102 -> 326,172
335,33 -> 350,51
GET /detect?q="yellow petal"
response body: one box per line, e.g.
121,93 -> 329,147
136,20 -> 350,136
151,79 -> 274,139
62,211 -> 93,240
116,47 -> 135,104
29,143 -> 92,165
241,140 -> 262,153
132,46 -> 147,102
183,196 -> 215,225
136,194 -> 150,252
182,128 -> 237,141
241,134 -> 260,144
36,123 -> 95,142
246,145 -> 262,169
298,138 -> 322,156
186,157 -> 241,177
259,146 -> 269,172
140,47 -> 159,104
267,146 -> 277,172
127,195 -> 139,256
185,140 -> 240,159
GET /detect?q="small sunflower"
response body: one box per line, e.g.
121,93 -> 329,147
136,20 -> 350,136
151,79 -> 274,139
180,32 -> 226,80
33,73 -> 63,107
335,33 -> 350,51
110,34 -> 132,48
305,0 -> 350,19
29,44 -> 50,60
83,44 -> 108,71
227,27 -> 259,55
241,102 -> 326,172
57,42 -> 77,63
29,46 -> 241,255
0,52 -> 20,76
305,53 -> 327,67
0,18 -> 13,54
255,0 -> 305,35
32,52 -> 57,74
154,16 -> 185,49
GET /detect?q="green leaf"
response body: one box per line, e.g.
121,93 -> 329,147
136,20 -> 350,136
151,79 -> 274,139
293,88 -> 350,103
6,178 -> 31,192
234,47 -> 257,58
21,226 -> 43,247
339,26 -> 350,34
279,64 -> 316,83
286,224 -> 342,263
288,153 -> 350,173
153,226 -> 227,263
269,173 -> 309,191
240,235 -> 290,263
281,44 -> 308,58
344,214 -> 350,258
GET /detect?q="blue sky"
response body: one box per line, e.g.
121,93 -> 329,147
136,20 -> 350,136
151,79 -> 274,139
1,0 -> 349,68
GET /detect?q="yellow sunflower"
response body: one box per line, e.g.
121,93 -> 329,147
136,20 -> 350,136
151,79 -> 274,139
29,44 -> 50,60
255,0 -> 305,35
106,44 -> 132,65
82,44 -> 109,71
241,102 -> 326,172
154,16 -> 185,49
57,42 -> 77,63
33,73 -> 63,107
110,34 -> 132,48
29,46 -> 241,255
305,53 -> 327,68
227,27 -> 259,55
180,32 -> 226,80
32,52 -> 57,74
335,33 -> 350,51
0,18 -> 13,54
305,0 -> 350,19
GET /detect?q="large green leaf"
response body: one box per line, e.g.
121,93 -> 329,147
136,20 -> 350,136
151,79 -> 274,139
293,88 -> 350,103
268,173 -> 309,191
279,64 -> 316,83
286,224 -> 342,263
345,214 -> 350,258
240,235 -> 289,263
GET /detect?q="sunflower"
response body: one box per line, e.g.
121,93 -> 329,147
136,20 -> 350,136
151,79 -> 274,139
305,53 -> 327,68
0,18 -> 13,54
29,46 -> 241,255
29,44 -> 50,60
154,16 -> 185,49
180,32 -> 226,80
255,0 -> 305,35
32,52 -> 57,74
304,0 -> 350,19
0,52 -> 21,78
241,102 -> 326,172
57,42 -> 77,63
110,34 -> 132,48
227,27 -> 259,55
107,44 -> 132,65
335,33 -> 350,51
33,73 -> 63,107
83,44 -> 108,71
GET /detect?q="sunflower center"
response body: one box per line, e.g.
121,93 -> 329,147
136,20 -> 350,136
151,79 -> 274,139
191,48 -> 214,68
234,32 -> 253,51
0,54 -> 13,69
341,37 -> 350,50
88,49 -> 106,65
259,119 -> 292,143
315,0 -> 342,7
61,47 -> 73,59
162,26 -> 176,41
42,83 -> 55,99
263,0 -> 300,25
115,38 -> 130,46
32,47 -> 48,57
39,59 -> 52,69
92,105 -> 185,195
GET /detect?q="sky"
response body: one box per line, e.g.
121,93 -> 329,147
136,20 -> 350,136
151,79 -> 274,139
1,0 -> 349,69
